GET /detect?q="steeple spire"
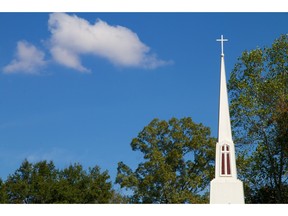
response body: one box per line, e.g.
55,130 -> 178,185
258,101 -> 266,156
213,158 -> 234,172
216,35 -> 233,144
210,35 -> 245,204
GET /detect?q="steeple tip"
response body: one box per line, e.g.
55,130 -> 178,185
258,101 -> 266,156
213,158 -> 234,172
216,35 -> 228,56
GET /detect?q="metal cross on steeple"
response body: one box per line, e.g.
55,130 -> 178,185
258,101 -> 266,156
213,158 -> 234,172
216,35 -> 228,56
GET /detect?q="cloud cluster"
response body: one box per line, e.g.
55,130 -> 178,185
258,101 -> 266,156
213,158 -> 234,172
3,13 -> 171,74
3,41 -> 46,74
48,13 -> 169,72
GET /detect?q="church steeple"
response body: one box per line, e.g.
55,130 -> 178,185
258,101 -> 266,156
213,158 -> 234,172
217,35 -> 233,144
215,35 -> 236,178
209,35 -> 245,204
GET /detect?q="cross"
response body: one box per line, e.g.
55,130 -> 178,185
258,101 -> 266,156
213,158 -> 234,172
216,35 -> 228,56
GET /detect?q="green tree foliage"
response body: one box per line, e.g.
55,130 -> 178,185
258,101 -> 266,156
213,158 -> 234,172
30,160 -> 58,203
229,34 -> 288,203
5,159 -> 34,203
109,190 -> 129,204
116,117 -> 215,203
52,163 -> 113,203
2,160 -> 114,203
0,178 -> 8,203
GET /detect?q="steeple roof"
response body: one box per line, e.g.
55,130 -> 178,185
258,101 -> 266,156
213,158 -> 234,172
217,35 -> 233,143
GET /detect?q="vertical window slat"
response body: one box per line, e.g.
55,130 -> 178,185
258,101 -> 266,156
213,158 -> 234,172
227,153 -> 231,175
221,153 -> 225,175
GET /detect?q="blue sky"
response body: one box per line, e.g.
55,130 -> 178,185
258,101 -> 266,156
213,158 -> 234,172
0,13 -> 287,185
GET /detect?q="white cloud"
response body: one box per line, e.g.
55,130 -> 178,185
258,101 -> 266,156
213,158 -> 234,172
3,41 -> 46,74
25,147 -> 75,165
48,13 -> 171,72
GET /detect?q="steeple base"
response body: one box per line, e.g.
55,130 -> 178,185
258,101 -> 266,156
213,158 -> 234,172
210,178 -> 245,204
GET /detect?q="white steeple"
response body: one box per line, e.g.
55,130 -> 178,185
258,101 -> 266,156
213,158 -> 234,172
217,35 -> 233,144
210,35 -> 245,204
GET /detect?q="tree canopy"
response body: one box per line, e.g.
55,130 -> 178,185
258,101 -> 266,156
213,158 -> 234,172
1,160 -> 115,203
229,34 -> 288,203
116,117 -> 215,203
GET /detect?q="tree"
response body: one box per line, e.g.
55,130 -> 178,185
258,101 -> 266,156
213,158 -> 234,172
30,160 -> 59,203
4,159 -> 60,203
0,178 -> 8,203
109,190 -> 129,204
228,34 -> 288,203
3,160 -> 113,203
55,163 -> 113,203
116,117 -> 215,203
4,159 -> 34,203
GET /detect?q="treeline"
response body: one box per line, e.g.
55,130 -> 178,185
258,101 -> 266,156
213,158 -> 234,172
0,160 -> 127,204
